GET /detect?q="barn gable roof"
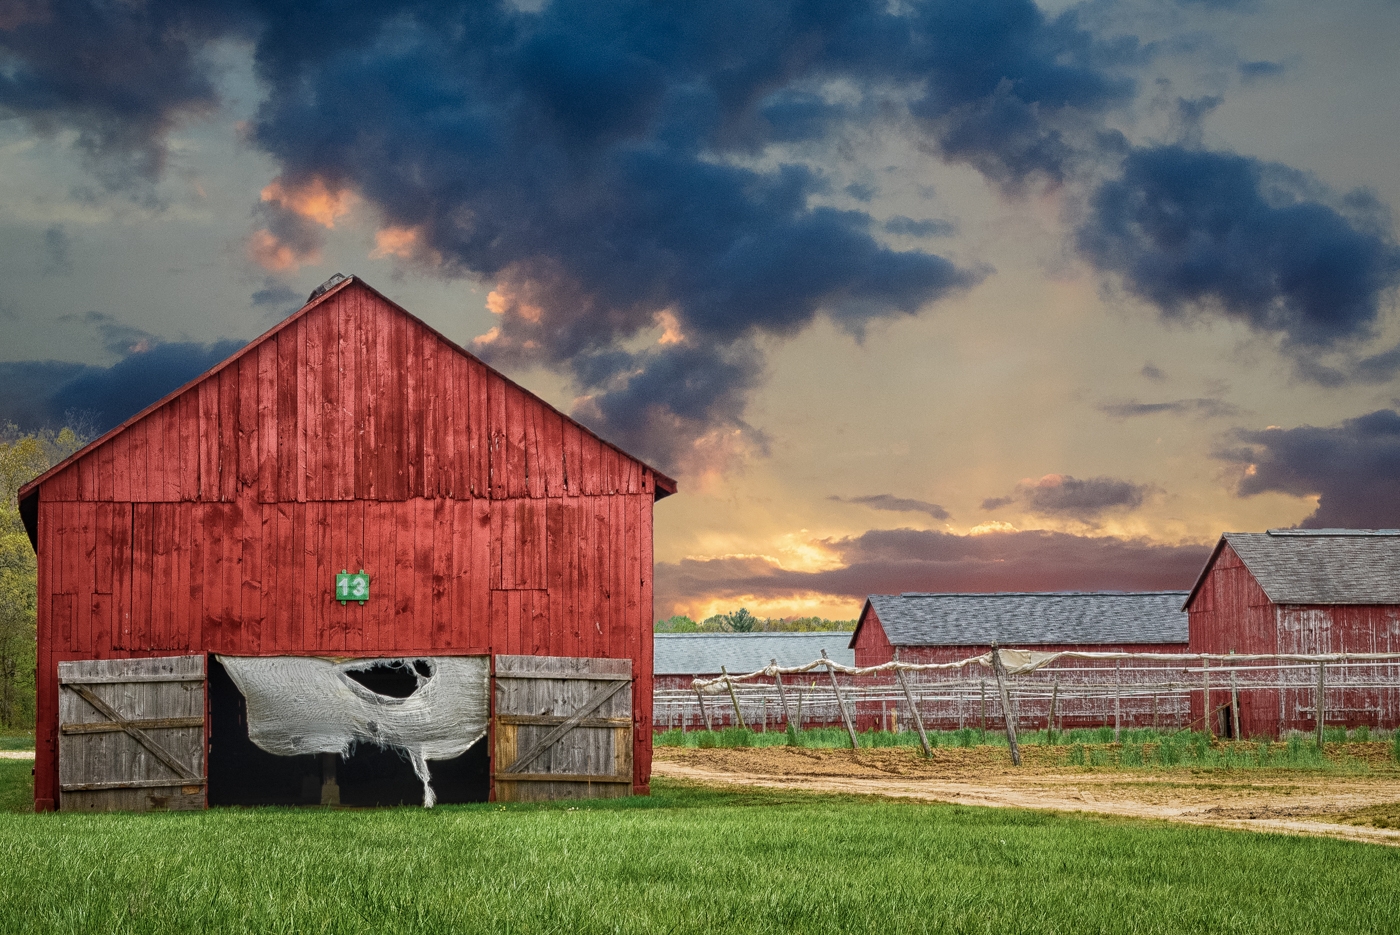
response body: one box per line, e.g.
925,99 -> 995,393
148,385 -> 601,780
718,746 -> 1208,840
856,591 -> 1190,647
653,632 -> 855,676
1186,530 -> 1400,607
17,275 -> 676,546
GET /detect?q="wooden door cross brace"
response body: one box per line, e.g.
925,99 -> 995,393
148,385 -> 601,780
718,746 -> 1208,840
502,677 -> 632,775
67,684 -> 200,782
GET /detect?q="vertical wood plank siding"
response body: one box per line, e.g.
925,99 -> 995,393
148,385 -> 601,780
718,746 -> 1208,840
28,279 -> 669,810
1188,542 -> 1400,737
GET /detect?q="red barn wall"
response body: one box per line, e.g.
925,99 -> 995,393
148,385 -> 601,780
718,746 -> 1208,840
851,604 -> 893,667
30,280 -> 663,809
1186,543 -> 1278,736
1188,543 -> 1400,736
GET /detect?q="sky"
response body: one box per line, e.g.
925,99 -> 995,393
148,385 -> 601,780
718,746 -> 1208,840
2,0 -> 1399,622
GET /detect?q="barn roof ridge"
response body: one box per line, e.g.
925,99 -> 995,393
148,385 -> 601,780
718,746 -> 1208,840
17,274 -> 676,510
897,590 -> 1188,598
858,590 -> 1189,648
1197,530 -> 1400,606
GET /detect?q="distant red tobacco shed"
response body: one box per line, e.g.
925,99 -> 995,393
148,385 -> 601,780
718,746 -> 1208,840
1184,529 -> 1400,737
19,274 -> 675,812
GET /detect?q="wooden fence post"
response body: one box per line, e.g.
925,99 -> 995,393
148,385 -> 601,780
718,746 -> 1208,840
1229,666 -> 1241,741
1048,680 -> 1059,737
990,643 -> 1021,766
823,650 -> 859,750
696,687 -> 712,731
721,666 -> 746,730
895,664 -> 932,757
1202,656 -> 1212,740
1316,660 -> 1326,748
772,659 -> 794,728
979,679 -> 987,735
1114,660 -> 1122,743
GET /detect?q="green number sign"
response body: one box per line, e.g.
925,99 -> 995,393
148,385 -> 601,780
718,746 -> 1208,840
336,569 -> 371,605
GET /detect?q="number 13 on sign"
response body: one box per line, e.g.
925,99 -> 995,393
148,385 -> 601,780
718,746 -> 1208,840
336,570 -> 371,605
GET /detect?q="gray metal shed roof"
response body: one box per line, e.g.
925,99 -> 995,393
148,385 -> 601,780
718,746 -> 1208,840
1216,530 -> 1400,605
865,591 -> 1189,647
653,632 -> 856,675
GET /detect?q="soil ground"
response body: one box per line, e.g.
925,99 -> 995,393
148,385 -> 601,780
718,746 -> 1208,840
653,744 -> 1400,846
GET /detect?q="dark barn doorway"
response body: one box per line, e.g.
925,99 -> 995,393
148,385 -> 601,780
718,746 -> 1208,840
207,657 -> 490,807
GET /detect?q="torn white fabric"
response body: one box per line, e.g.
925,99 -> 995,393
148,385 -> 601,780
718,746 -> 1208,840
994,649 -> 1062,675
217,655 -> 489,808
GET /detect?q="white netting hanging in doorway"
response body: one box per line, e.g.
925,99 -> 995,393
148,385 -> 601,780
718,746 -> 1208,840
217,655 -> 489,807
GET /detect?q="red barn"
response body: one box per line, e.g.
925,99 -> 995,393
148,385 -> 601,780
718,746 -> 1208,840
849,592 -> 1189,729
18,274 -> 675,811
1184,529 -> 1400,737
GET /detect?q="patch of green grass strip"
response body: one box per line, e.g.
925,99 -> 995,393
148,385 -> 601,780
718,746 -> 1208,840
0,779 -> 1397,934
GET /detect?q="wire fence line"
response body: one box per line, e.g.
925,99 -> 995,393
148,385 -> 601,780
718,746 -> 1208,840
654,649 -> 1400,749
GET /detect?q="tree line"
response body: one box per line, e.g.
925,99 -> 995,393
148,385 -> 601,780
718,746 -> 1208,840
654,608 -> 856,633
0,423 -> 87,729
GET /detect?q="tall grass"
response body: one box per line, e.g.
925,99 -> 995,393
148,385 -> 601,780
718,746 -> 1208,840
657,725 -> 1383,770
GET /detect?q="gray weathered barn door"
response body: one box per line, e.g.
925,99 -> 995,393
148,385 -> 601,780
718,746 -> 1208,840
493,655 -> 633,801
58,655 -> 206,811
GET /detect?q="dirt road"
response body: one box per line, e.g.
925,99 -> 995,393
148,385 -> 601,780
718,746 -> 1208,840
653,745 -> 1400,846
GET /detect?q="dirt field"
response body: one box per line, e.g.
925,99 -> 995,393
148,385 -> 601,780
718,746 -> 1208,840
653,745 -> 1400,846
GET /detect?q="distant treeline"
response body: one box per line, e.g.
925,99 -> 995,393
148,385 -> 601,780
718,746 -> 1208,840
655,608 -> 856,633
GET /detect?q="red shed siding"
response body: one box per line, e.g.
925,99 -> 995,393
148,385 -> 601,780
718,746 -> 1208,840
1188,541 -> 1400,736
30,279 -> 664,809
1186,543 -> 1279,736
851,603 -> 893,667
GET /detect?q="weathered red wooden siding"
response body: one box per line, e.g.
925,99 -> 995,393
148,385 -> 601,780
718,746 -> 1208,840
851,604 -> 893,667
1186,543 -> 1278,736
1187,543 -> 1400,736
29,278 -> 667,810
1274,605 -> 1400,733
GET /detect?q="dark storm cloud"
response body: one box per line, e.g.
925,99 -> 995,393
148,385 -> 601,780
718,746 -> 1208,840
1218,410 -> 1400,528
1078,146 -> 1400,371
828,494 -> 951,521
883,216 -> 957,238
655,528 -> 1210,607
58,310 -> 158,356
0,360 -> 94,429
981,473 -> 1151,519
11,1 -> 1395,472
1099,397 -> 1238,419
0,0 -> 247,189
1239,60 -> 1286,83
0,340 -> 243,433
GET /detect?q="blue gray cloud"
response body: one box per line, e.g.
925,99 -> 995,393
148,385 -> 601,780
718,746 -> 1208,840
1078,146 -> 1400,368
1218,409 -> 1400,529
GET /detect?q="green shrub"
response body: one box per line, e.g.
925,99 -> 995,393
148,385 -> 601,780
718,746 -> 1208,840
1068,744 -> 1086,766
1354,724 -> 1370,742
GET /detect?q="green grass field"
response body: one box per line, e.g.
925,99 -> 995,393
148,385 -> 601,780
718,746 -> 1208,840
0,758 -> 1398,933
657,725 -> 1400,771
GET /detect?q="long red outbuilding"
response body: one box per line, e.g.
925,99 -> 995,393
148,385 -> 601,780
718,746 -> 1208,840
18,274 -> 675,811
1184,529 -> 1400,736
